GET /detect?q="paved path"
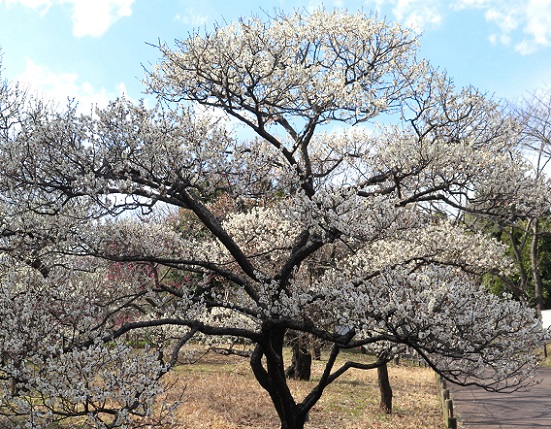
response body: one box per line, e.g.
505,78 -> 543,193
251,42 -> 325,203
449,368 -> 551,428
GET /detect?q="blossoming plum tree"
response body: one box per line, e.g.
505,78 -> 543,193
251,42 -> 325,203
0,9 -> 548,429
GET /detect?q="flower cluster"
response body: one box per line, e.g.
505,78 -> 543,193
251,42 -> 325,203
0,9 -> 548,427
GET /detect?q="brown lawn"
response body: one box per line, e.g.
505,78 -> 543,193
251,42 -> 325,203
160,348 -> 444,429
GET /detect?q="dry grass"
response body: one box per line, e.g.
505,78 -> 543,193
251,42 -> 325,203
160,348 -> 443,429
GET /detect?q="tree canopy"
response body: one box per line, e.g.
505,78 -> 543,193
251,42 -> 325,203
0,9 -> 547,429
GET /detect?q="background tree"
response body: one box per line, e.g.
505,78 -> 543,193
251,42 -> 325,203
0,10 -> 547,429
482,218 -> 551,306
514,89 -> 551,320
473,89 -> 551,321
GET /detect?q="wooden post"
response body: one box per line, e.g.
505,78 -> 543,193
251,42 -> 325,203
435,373 -> 458,428
442,389 -> 450,420
446,399 -> 457,429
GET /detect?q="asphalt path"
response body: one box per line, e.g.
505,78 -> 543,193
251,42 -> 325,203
449,368 -> 551,428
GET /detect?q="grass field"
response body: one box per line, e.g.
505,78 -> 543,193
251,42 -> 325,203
161,348 -> 444,429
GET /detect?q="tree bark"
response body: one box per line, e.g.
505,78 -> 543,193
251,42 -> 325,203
312,338 -> 321,361
285,332 -> 312,381
377,361 -> 393,414
250,327 -> 309,429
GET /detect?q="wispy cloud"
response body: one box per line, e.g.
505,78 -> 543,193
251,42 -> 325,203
5,0 -> 52,15
392,0 -> 444,30
18,58 -> 128,110
3,0 -> 135,37
455,0 -> 551,54
366,0 -> 551,54
365,0 -> 445,30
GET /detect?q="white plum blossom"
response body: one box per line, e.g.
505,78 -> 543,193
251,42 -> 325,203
0,9 -> 548,429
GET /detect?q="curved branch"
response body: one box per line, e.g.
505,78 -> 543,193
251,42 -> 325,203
87,318 -> 262,348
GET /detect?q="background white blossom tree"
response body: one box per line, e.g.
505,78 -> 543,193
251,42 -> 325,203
0,9 -> 547,429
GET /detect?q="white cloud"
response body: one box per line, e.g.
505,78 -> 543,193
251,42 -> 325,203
453,0 -> 551,55
17,58 -> 128,111
364,0 -> 445,30
65,0 -> 135,38
367,0 -> 551,54
393,0 -> 444,29
519,0 -> 551,53
3,0 -> 135,37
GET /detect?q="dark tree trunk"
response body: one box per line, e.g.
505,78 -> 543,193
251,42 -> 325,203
285,332 -> 312,381
312,338 -> 321,360
250,327 -> 309,429
377,361 -> 393,414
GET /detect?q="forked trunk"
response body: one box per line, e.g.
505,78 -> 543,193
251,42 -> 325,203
250,327 -> 309,429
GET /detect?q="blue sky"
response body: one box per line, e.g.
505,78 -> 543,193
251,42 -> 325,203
0,0 -> 550,109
